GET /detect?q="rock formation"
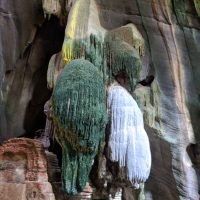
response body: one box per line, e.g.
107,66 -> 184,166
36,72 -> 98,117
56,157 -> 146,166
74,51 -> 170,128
52,59 -> 108,194
48,0 -> 148,195
0,0 -> 200,199
0,0 -> 65,141
0,138 -> 55,200
107,82 -> 151,185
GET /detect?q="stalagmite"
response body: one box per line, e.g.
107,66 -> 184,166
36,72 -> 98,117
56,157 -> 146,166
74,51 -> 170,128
107,82 -> 151,185
105,39 -> 142,93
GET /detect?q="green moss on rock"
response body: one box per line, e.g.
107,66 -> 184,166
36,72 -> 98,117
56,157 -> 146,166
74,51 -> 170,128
105,37 -> 142,93
52,59 -> 108,194
62,34 -> 105,76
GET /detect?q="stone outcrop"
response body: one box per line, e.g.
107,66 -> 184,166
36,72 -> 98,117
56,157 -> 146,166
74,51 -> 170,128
0,138 -> 55,200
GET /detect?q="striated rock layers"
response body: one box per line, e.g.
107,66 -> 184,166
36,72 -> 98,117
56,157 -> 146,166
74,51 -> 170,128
0,0 -> 65,141
0,0 -> 200,199
0,138 -> 55,200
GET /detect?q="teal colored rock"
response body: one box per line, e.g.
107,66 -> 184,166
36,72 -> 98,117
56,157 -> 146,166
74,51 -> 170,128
105,37 -> 142,93
52,59 -> 108,194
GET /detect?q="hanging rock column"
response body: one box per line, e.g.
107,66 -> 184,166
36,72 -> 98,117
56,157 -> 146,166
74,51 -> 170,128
52,59 -> 108,194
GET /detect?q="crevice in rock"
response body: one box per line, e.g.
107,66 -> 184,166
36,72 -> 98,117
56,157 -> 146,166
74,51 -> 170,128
0,4 -> 66,141
22,16 -> 65,137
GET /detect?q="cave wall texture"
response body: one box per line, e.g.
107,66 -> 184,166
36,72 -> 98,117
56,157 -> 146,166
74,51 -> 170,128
0,0 -> 65,140
0,0 -> 200,200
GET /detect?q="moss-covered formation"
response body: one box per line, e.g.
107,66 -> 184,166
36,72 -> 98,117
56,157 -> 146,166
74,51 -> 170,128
107,24 -> 145,57
105,37 -> 142,93
52,59 -> 108,194
62,32 -> 142,89
62,34 -> 105,73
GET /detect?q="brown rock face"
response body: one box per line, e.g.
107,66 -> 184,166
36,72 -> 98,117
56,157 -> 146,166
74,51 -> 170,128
0,138 -> 55,200
0,0 -> 65,141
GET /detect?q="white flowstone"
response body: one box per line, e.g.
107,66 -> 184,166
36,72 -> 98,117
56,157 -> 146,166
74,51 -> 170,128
107,82 -> 151,184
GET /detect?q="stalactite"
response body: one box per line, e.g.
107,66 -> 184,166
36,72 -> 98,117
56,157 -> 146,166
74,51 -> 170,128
61,34 -> 143,95
62,38 -> 75,64
60,0 -> 144,92
61,33 -> 142,94
42,0 -> 62,18
48,0 -> 147,195
108,24 -> 145,57
107,82 -> 151,185
62,34 -> 106,81
105,38 -> 142,93
47,52 -> 63,89
52,59 -> 108,194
